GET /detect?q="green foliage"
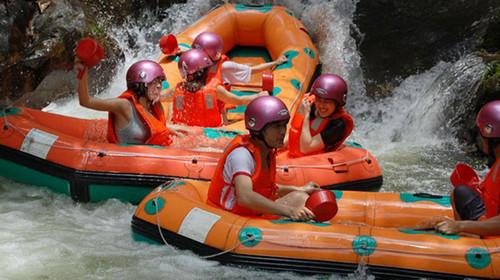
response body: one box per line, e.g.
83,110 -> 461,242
483,61 -> 500,81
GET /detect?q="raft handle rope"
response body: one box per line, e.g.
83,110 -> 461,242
152,180 -> 179,249
5,111 -> 369,170
153,181 -> 254,259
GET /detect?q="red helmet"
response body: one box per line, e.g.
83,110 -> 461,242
192,32 -> 223,61
476,100 -> 500,138
126,60 -> 165,88
177,49 -> 213,79
311,74 -> 348,106
245,96 -> 290,131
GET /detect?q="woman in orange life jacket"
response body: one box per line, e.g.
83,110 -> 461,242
208,95 -> 320,220
192,31 -> 288,86
286,74 -> 354,157
75,59 -> 187,145
170,49 -> 267,127
432,100 -> 500,237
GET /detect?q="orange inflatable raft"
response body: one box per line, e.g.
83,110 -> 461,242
0,4 -> 381,203
132,179 -> 500,279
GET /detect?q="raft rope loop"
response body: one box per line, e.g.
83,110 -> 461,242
153,180 -> 181,248
4,113 -> 367,170
152,180 -> 254,259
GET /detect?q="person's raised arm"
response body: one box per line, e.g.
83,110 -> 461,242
298,99 -> 325,154
250,54 -> 288,72
76,59 -> 129,116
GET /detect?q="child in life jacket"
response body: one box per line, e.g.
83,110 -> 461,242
170,49 -> 266,127
287,74 -> 354,157
433,100 -> 500,237
208,96 -> 320,220
76,59 -> 186,145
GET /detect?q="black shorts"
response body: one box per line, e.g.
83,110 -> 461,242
452,185 -> 486,220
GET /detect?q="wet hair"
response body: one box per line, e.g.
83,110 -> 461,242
182,68 -> 209,93
128,83 -> 147,98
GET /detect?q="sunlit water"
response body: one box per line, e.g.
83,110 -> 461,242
1,0 -> 487,279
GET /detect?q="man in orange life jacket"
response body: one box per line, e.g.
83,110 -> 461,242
434,100 -> 500,236
171,49 -> 267,127
192,31 -> 287,87
76,59 -> 186,145
208,96 -> 320,220
287,74 -> 354,157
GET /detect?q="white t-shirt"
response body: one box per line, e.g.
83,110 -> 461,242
221,61 -> 252,84
223,146 -> 255,184
219,146 -> 255,210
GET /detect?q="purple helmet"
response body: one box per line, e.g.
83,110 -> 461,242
193,32 -> 223,61
178,49 -> 213,79
245,96 -> 290,131
126,60 -> 165,87
476,100 -> 500,138
311,74 -> 348,106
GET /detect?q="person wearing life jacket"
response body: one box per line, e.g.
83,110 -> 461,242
434,100 -> 500,237
76,59 -> 186,145
192,31 -> 288,86
287,74 -> 354,157
171,49 -> 266,127
208,96 -> 320,220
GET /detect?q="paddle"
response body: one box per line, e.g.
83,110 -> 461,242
159,34 -> 179,56
231,71 -> 274,94
450,163 -> 481,192
75,38 -> 105,79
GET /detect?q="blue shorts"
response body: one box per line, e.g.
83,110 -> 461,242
452,185 -> 485,220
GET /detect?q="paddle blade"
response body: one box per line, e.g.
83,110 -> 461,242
262,71 -> 274,94
160,34 -> 179,56
75,38 -> 104,67
450,163 -> 480,190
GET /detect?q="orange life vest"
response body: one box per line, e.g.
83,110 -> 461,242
479,159 -> 500,219
171,56 -> 227,127
288,94 -> 354,157
208,134 -> 277,216
107,90 -> 173,146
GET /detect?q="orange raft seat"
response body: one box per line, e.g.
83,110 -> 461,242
132,179 -> 500,279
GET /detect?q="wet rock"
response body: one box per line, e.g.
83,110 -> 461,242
355,0 -> 499,97
1,0 -> 123,107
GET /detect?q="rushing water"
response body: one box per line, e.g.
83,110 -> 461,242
1,0 -> 487,279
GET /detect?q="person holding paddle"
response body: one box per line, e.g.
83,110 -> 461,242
433,100 -> 500,236
170,49 -> 268,127
208,95 -> 320,220
74,39 -> 187,145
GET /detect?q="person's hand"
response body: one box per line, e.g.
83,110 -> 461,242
302,181 -> 320,194
167,124 -> 189,138
434,217 -> 462,235
275,54 -> 288,65
286,205 -> 315,221
74,58 -> 87,79
298,97 -> 312,117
